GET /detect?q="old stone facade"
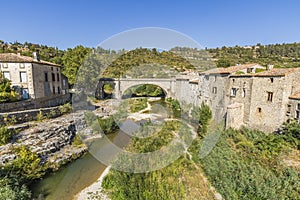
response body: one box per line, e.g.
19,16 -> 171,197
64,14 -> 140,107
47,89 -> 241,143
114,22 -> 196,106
194,63 -> 300,133
0,53 -> 68,100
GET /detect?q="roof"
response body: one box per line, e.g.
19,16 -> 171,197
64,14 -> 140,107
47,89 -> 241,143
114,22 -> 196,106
201,63 -> 263,75
289,91 -> 300,100
0,53 -> 60,67
189,78 -> 199,84
253,68 -> 300,77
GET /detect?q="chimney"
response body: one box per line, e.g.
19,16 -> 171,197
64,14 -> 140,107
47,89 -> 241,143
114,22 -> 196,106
267,64 -> 274,70
33,52 -> 40,61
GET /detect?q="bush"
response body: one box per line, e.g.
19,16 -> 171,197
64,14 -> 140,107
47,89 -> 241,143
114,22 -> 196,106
0,177 -> 31,200
0,126 -> 14,145
59,103 -> 72,114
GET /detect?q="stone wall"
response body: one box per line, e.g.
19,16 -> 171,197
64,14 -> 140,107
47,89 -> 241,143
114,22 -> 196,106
226,103 -> 244,129
0,94 -> 70,112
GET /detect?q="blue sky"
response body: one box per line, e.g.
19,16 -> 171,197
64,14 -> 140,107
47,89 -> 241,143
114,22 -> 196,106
0,0 -> 299,49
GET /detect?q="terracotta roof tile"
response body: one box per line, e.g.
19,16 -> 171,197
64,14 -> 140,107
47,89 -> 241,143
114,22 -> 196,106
289,91 -> 300,100
201,63 -> 263,75
0,53 -> 60,67
254,68 -> 300,77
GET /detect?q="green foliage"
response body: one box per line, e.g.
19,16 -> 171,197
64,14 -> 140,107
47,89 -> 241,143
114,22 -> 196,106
0,72 -> 19,103
199,127 -> 300,200
0,177 -> 31,200
102,121 -> 193,200
192,102 -> 212,136
103,84 -> 114,94
129,98 -> 148,113
124,84 -> 164,98
166,97 -> 181,111
61,45 -> 92,86
36,109 -> 46,122
5,146 -> 46,180
72,134 -> 84,147
0,126 -> 14,145
58,103 -> 72,114
102,48 -> 194,78
209,42 -> 300,68
281,120 -> 300,149
98,116 -> 118,134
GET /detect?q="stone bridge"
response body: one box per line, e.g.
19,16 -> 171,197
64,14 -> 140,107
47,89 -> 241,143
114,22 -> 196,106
97,78 -> 177,99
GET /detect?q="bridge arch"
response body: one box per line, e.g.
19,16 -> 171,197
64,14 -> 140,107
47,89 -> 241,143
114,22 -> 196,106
97,78 -> 176,100
121,83 -> 167,99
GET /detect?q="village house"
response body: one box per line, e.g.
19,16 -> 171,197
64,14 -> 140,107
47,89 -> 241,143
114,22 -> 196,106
197,63 -> 300,132
0,52 -> 68,100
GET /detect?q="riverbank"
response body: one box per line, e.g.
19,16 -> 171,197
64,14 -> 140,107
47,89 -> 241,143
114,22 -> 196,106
75,166 -> 111,200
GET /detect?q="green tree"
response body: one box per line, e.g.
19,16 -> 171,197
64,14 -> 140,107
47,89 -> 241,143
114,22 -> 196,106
0,177 -> 31,200
0,72 -> 18,103
61,45 -> 92,86
0,126 -> 14,145
195,102 -> 212,136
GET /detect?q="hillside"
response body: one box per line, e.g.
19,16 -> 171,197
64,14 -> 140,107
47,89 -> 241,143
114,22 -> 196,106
208,42 -> 300,68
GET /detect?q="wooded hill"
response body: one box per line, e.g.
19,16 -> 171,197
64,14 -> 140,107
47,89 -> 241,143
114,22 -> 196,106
1,40 -> 300,86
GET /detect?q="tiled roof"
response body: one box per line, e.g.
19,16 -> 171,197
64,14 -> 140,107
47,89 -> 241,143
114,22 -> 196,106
289,91 -> 300,100
254,68 -> 300,77
0,53 -> 60,67
201,63 -> 262,75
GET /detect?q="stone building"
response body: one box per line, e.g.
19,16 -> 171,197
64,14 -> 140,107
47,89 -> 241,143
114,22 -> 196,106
227,68 -> 300,132
288,92 -> 300,122
198,63 -> 265,122
0,52 -> 68,100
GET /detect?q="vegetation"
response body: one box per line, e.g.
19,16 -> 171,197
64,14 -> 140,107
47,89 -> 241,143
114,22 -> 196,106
101,120 -> 215,200
191,102 -> 212,137
0,177 -> 31,200
84,111 -> 118,134
0,72 -> 19,103
208,42 -> 300,68
102,48 -> 194,77
123,84 -> 164,98
199,126 -> 300,200
0,126 -> 14,145
128,98 -> 148,113
166,97 -> 181,111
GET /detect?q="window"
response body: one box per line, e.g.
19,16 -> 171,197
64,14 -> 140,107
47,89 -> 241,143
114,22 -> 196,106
297,103 -> 300,110
57,68 -> 59,72
296,111 -> 300,119
57,86 -> 61,94
21,88 -> 29,99
212,87 -> 217,94
53,86 -> 55,94
45,72 -> 48,82
258,107 -> 262,113
19,63 -> 25,69
52,73 -> 55,81
57,74 -> 60,81
287,104 -> 292,113
63,79 -> 66,86
231,88 -> 237,97
51,67 -> 53,71
242,88 -> 246,98
3,71 -> 10,80
270,78 -> 274,83
232,79 -> 235,83
267,92 -> 273,102
20,72 -> 27,83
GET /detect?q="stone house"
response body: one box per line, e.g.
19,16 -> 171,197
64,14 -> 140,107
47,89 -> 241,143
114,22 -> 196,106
287,92 -> 300,122
198,63 -> 265,122
0,52 -> 68,100
226,68 -> 300,132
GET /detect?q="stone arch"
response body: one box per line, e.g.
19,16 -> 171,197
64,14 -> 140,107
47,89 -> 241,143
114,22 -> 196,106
121,83 -> 168,99
96,78 -> 116,99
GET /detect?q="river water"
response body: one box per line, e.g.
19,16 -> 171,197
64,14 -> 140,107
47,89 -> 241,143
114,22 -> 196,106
31,99 -> 176,200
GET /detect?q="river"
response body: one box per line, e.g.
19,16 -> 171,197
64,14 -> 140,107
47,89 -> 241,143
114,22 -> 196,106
31,98 -> 174,200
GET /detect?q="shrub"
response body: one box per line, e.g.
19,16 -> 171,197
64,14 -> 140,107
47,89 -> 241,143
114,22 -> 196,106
0,126 -> 13,145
